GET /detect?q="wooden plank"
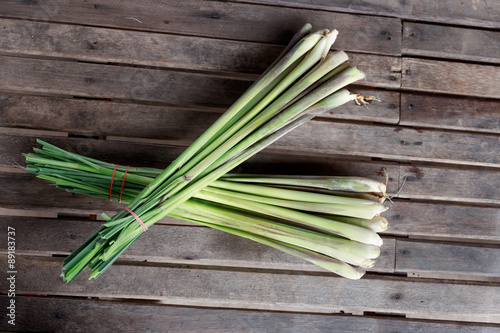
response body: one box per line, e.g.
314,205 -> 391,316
402,58 -> 500,99
385,201 -> 500,242
396,239 -> 500,279
0,18 -> 399,77
0,54 -> 398,103
4,296 -> 500,333
0,1 -> 402,56
274,121 -> 500,168
2,256 -> 500,323
234,0 -> 500,29
0,217 -> 395,273
0,92 -> 399,139
0,95 -> 223,140
401,93 -> 500,134
397,165 -> 500,205
0,55 -> 251,108
403,22 -> 500,64
0,18 -> 279,74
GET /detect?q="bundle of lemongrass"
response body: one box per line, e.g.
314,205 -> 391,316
26,24 -> 389,281
26,140 -> 388,280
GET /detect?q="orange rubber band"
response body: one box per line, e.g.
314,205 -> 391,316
109,164 -> 119,201
119,165 -> 130,203
124,207 -> 148,231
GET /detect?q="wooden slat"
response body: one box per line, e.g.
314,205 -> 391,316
0,55 -> 251,108
0,18 -> 279,74
4,296 -> 500,333
0,54 -> 399,103
401,93 -> 500,134
397,165 -> 500,205
396,239 -> 500,279
275,121 -> 500,168
385,202 -> 500,243
234,0 -> 500,29
2,256 -> 500,323
0,92 -> 399,139
0,18 -> 398,76
0,217 -> 395,273
0,0 -> 402,56
402,58 -> 500,99
403,22 -> 500,64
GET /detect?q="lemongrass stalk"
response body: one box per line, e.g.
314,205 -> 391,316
176,200 -> 378,266
170,214 -> 364,279
316,215 -> 388,233
96,102 -> 356,266
220,174 -> 387,195
201,185 -> 386,221
60,34 -> 368,281
210,179 -> 377,205
127,31 -> 325,205
25,152 -> 153,186
164,32 -> 338,187
197,68 -> 363,181
194,187 -> 383,246
264,23 -> 312,72
180,51 -> 350,183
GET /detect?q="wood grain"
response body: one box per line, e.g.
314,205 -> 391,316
0,55 -> 251,108
403,22 -> 500,64
274,121 -> 500,168
0,18 -> 279,74
0,54 -> 399,103
4,296 -> 500,333
396,239 -> 500,278
402,58 -> 500,99
385,201 -> 500,242
0,0 -> 401,55
2,256 -> 500,323
401,93 -> 500,134
397,165 -> 500,205
0,217 -> 395,273
234,0 -> 500,29
0,92 -> 399,140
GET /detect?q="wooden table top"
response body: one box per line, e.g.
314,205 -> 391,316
0,1 -> 499,331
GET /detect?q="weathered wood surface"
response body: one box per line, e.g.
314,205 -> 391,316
275,121 -> 500,168
0,0 -> 401,55
402,58 -> 500,99
4,118 -> 500,168
2,256 -> 500,323
0,92 -> 400,139
401,93 -> 500,134
0,217 -> 395,273
386,202 -> 500,243
234,0 -> 500,29
403,22 -> 500,64
0,18 -> 398,75
0,54 -> 399,104
396,239 -> 500,278
5,296 -> 500,333
3,296 -> 500,333
397,165 -> 500,205
0,18 -> 280,74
